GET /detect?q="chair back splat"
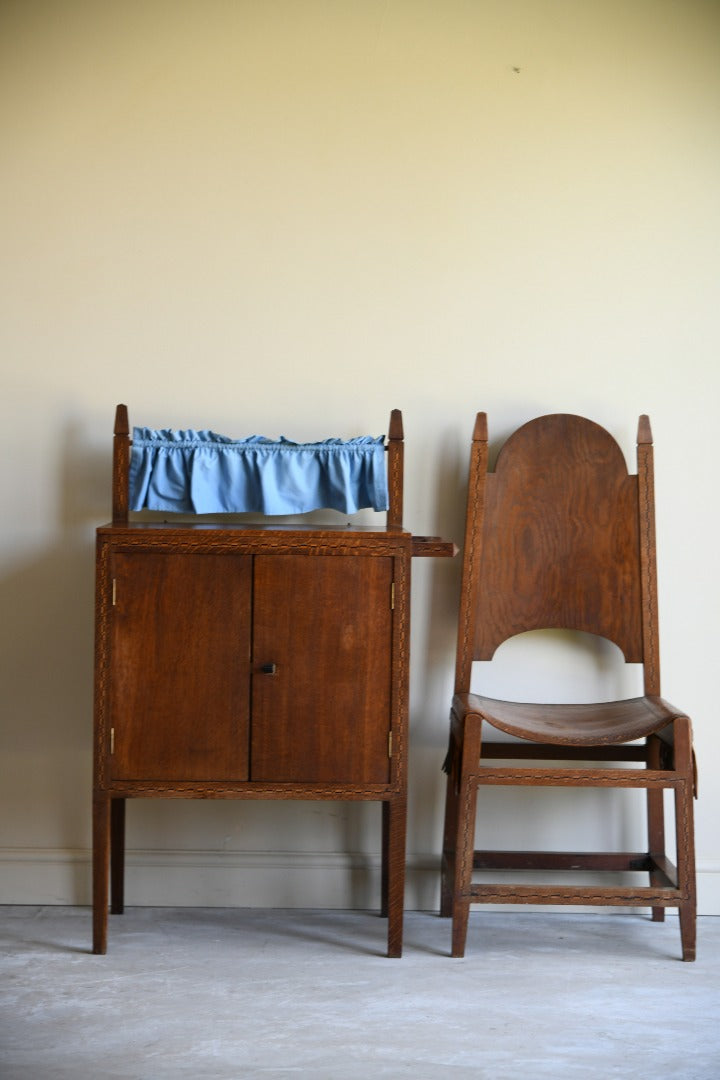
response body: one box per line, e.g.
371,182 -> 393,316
441,412 -> 696,960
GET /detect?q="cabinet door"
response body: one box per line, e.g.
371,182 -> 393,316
251,554 -> 393,784
110,552 -> 251,781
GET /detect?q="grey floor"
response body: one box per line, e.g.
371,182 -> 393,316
1,907 -> 718,1080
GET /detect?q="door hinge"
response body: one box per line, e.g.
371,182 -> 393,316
390,582 -> 395,610
110,727 -> 115,754
112,578 -> 117,606
388,730 -> 393,759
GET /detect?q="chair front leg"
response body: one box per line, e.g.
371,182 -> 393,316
441,732 -> 460,918
450,711 -> 483,958
674,717 -> 697,962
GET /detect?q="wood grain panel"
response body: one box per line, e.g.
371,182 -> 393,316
475,414 -> 643,660
110,552 -> 251,781
251,554 -> 393,783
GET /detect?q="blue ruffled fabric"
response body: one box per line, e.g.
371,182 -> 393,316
129,427 -> 389,515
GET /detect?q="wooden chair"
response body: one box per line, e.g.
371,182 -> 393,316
440,413 -> 696,960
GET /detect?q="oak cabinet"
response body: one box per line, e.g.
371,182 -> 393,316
93,405 -> 453,957
93,523 -> 414,957
107,548 -> 395,786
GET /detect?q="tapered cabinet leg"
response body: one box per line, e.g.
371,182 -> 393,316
440,762 -> 459,918
385,796 -> 406,958
380,801 -> 389,919
110,798 -> 126,915
92,792 -> 110,954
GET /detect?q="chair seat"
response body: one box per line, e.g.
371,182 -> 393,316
454,692 -> 686,746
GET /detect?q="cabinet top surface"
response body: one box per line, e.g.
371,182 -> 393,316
97,520 -> 412,539
95,522 -> 455,559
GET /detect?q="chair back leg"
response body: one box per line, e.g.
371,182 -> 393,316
646,735 -> 666,923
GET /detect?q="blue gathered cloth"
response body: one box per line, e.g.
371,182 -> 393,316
129,427 -> 389,515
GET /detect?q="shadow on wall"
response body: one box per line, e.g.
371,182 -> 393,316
405,421 -> 466,890
0,419 -> 111,875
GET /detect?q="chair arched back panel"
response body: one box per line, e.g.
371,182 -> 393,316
467,414 -> 644,666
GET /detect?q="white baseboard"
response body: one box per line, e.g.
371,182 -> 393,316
0,848 -> 718,915
0,847 -> 402,909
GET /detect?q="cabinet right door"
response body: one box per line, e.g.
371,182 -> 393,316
250,554 -> 394,784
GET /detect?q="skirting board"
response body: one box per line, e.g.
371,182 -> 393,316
1,848 -> 718,915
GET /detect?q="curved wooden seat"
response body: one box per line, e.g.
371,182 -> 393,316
451,693 -> 687,747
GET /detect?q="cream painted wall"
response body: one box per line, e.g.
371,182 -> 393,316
2,1 -> 719,916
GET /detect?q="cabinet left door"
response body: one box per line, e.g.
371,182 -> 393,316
108,551 -> 252,781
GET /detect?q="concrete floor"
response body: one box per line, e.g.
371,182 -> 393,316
1,907 -> 718,1080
